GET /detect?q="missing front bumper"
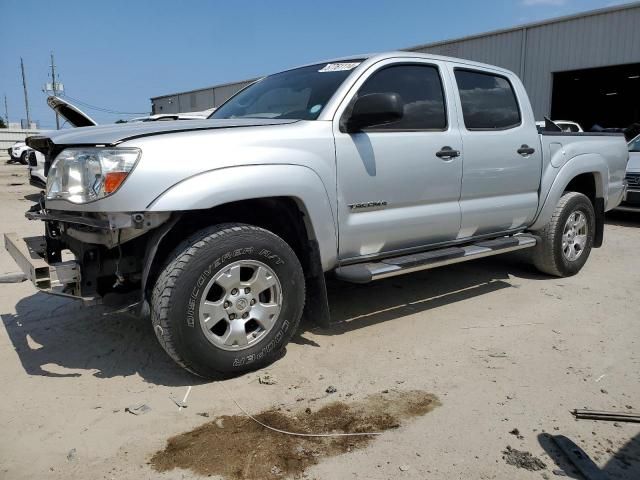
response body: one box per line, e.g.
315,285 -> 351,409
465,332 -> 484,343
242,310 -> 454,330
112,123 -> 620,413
4,232 -> 85,300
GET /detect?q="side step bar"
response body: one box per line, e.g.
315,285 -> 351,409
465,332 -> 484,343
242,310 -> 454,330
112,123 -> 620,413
335,234 -> 537,284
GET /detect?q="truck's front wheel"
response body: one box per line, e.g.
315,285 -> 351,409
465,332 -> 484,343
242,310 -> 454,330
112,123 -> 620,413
151,224 -> 305,378
531,191 -> 595,277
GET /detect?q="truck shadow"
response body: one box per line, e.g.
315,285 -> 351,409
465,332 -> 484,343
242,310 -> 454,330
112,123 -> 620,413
0,293 -> 199,386
605,210 -> 640,227
0,254 -> 547,383
294,253 -> 546,340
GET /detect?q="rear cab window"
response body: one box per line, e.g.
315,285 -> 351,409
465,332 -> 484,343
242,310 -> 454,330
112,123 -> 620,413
454,69 -> 521,130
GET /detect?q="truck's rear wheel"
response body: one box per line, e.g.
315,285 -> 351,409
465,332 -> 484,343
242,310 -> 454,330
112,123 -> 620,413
531,191 -> 595,277
151,223 -> 305,378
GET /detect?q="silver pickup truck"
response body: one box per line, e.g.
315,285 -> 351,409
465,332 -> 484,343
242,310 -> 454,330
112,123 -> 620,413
5,52 -> 628,378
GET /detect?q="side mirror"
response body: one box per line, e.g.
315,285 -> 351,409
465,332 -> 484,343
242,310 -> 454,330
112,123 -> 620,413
344,92 -> 404,132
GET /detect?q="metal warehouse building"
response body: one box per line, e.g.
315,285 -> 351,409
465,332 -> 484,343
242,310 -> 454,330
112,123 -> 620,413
151,2 -> 640,130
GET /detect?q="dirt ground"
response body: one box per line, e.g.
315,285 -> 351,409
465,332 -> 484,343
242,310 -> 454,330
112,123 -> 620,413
0,161 -> 639,480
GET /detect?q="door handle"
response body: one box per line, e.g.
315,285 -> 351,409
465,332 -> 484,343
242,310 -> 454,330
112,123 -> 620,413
435,146 -> 460,159
517,144 -> 535,156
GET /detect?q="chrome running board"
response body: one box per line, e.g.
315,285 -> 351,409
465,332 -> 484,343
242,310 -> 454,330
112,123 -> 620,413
334,234 -> 537,284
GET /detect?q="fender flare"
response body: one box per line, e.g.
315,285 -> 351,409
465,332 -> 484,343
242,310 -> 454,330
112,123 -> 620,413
146,164 -> 338,270
530,153 -> 608,231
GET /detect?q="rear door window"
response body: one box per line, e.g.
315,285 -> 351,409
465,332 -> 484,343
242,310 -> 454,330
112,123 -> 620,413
454,69 -> 521,130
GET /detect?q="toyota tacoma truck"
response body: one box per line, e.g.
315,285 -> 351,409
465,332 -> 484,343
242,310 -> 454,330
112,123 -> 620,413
4,52 -> 628,378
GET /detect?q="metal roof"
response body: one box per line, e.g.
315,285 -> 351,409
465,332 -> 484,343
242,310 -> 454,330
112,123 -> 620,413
406,1 -> 640,51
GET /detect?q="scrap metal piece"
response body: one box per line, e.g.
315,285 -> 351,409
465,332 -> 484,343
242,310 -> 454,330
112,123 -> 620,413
572,409 -> 640,423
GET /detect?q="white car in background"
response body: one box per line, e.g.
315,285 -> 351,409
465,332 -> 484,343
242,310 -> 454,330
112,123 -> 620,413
618,134 -> 640,211
536,120 -> 584,132
8,141 -> 33,164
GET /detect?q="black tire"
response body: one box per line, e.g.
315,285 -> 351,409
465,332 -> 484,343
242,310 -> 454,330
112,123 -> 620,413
19,151 -> 28,165
531,192 -> 595,277
151,223 -> 305,378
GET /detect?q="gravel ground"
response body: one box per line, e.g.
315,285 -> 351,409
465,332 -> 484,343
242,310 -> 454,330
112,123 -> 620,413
0,161 -> 639,480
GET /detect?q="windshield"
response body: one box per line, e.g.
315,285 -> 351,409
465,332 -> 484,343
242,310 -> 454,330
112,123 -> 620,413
210,61 -> 362,121
629,135 -> 640,152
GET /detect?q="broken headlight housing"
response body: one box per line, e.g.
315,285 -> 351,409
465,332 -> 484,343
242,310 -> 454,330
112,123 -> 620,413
46,147 -> 141,203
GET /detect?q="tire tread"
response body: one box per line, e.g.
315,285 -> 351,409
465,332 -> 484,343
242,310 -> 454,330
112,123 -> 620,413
151,223 -> 304,377
532,191 -> 593,277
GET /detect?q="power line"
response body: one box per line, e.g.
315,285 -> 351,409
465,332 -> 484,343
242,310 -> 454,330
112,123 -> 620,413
60,93 -> 148,115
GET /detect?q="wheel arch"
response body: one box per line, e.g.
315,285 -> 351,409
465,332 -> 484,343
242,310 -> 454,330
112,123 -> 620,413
531,154 -> 608,232
143,194 -> 334,328
146,164 -> 338,270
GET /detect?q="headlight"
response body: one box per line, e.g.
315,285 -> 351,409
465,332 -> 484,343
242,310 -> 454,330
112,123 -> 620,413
46,147 -> 141,203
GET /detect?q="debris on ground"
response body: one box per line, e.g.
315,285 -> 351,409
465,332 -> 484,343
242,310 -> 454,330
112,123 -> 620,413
325,385 -> 337,394
196,412 -> 210,418
258,373 -> 277,385
571,409 -> 640,423
151,389 -> 440,480
509,428 -> 524,439
66,448 -> 77,462
0,272 -> 27,284
124,403 -> 151,415
170,397 -> 187,409
502,446 -> 546,471
488,352 -> 508,358
270,465 -> 282,475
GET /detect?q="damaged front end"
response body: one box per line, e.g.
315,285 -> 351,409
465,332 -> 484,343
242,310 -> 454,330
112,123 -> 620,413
4,134 -> 175,307
5,204 -> 171,305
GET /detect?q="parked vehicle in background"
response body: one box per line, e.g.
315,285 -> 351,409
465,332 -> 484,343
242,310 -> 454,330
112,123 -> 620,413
618,134 -> 640,211
25,97 -> 99,188
536,120 -> 583,132
8,141 -> 32,164
27,151 -> 46,188
27,99 -> 214,187
129,109 -> 215,122
6,52 -> 628,378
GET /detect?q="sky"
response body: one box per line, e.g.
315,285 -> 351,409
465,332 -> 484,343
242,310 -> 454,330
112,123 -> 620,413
0,0 -> 632,128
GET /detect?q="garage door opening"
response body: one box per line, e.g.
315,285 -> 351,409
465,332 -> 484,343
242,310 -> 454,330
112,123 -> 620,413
551,63 -> 640,131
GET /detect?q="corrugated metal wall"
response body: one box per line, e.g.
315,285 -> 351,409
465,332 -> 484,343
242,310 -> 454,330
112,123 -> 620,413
409,3 -> 640,119
151,3 -> 640,120
152,79 -> 255,114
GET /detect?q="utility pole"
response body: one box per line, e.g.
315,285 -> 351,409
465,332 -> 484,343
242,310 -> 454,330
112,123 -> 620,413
20,58 -> 31,129
3,94 -> 8,128
50,51 -> 60,129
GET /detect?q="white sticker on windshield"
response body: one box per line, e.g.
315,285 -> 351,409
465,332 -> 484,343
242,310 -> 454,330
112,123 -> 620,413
318,62 -> 360,73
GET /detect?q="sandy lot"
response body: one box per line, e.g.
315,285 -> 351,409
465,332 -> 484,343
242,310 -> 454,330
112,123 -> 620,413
0,161 -> 639,480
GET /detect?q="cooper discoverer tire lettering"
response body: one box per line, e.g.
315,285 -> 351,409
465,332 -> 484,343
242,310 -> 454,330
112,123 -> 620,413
151,223 -> 305,378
